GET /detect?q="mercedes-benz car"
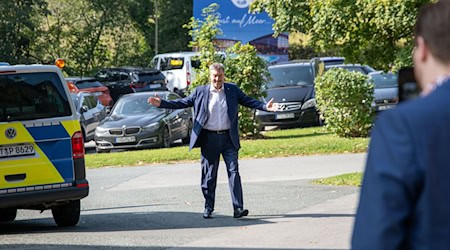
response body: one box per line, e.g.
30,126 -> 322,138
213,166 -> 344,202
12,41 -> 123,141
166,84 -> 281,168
255,58 -> 324,129
94,91 -> 192,153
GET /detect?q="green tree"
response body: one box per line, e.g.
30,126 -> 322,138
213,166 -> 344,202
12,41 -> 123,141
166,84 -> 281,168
2,0 -> 192,75
0,0 -> 48,64
251,0 -> 431,70
128,0 -> 192,55
32,0 -> 152,76
183,3 -> 224,90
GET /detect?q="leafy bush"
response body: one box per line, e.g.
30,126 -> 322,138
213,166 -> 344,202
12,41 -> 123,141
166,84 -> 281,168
315,68 -> 374,137
224,43 -> 270,138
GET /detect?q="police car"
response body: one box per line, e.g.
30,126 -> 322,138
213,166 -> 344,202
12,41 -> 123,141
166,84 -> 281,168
0,61 -> 89,227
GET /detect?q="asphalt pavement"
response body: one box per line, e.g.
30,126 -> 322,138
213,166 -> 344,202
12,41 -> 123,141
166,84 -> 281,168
160,154 -> 365,250
100,153 -> 365,249
1,153 -> 367,250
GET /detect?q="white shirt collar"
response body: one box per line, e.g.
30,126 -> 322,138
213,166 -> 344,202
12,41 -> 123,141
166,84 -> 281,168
209,83 -> 224,92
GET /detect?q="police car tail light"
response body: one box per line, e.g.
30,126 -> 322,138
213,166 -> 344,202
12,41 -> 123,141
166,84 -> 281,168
72,131 -> 85,159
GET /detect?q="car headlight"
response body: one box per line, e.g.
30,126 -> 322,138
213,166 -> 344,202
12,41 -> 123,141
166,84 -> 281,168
95,126 -> 109,136
142,122 -> 160,132
301,98 -> 316,110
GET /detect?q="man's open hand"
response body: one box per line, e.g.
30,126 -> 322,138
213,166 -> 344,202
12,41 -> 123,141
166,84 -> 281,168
147,94 -> 162,107
266,98 -> 278,112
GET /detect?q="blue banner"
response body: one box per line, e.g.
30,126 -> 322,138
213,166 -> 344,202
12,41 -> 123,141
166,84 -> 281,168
193,0 -> 288,63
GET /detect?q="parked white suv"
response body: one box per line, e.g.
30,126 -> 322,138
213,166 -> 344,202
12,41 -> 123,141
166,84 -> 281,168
151,52 -> 200,96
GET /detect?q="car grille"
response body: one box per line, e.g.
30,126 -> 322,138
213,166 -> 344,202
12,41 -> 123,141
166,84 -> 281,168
108,127 -> 141,135
125,127 -> 140,134
276,102 -> 302,112
109,129 -> 123,135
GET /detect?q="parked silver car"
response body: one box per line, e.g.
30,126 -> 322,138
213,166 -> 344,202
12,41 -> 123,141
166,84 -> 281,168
71,92 -> 107,142
369,71 -> 398,112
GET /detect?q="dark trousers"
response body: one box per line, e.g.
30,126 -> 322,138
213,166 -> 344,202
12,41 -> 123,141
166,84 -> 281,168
200,131 -> 243,211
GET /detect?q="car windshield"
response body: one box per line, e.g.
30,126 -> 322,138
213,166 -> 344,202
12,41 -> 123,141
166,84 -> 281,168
112,95 -> 163,116
370,73 -> 398,88
267,65 -> 314,88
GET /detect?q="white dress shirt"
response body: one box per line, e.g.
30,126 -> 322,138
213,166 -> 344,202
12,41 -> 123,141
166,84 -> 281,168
203,84 -> 231,131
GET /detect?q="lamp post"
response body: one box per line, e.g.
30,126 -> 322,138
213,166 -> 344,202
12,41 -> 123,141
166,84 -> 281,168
154,0 -> 158,55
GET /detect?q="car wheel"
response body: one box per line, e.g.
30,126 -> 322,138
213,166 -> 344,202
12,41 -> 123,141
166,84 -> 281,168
0,208 -> 17,222
181,121 -> 192,144
160,126 -> 171,148
259,124 -> 265,131
317,114 -> 324,126
51,200 -> 80,227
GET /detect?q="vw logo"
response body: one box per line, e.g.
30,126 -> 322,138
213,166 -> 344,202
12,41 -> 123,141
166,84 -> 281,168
5,127 -> 17,139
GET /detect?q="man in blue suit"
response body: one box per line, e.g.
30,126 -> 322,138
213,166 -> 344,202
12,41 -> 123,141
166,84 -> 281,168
148,63 -> 277,219
352,1 -> 450,249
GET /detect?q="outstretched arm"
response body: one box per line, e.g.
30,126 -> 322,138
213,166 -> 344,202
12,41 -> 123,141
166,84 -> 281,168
148,89 -> 196,109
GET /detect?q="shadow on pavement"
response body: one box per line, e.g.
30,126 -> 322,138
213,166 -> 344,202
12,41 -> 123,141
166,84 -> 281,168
255,213 -> 355,219
0,210 -> 273,235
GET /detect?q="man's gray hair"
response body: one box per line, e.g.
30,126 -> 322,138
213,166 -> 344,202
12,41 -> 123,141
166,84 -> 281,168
209,63 -> 225,72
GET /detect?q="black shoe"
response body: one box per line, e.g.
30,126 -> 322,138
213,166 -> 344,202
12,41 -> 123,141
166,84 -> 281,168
233,208 -> 249,218
203,208 -> 213,219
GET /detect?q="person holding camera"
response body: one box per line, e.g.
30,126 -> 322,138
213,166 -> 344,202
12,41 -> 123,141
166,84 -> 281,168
352,1 -> 450,249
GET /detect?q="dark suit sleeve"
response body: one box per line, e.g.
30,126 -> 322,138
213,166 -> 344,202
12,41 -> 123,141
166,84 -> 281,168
235,85 -> 266,111
352,110 -> 421,250
159,88 -> 196,109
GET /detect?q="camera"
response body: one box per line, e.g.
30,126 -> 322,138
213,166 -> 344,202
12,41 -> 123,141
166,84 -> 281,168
398,67 -> 420,102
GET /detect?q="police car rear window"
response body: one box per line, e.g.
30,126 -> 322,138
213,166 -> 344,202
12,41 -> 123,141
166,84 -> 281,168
0,72 -> 71,122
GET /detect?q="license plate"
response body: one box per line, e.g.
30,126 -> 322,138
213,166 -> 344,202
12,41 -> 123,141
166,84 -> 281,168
0,144 -> 35,158
116,136 -> 136,143
149,84 -> 162,89
276,113 -> 295,120
378,105 -> 395,111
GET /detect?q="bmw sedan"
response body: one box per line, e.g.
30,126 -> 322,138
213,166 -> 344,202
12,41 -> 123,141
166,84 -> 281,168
94,91 -> 192,153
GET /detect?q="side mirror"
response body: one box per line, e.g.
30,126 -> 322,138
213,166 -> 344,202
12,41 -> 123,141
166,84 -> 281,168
105,107 -> 111,115
80,105 -> 88,113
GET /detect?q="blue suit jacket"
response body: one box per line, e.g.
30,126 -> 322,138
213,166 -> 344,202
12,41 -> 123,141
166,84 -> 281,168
159,83 -> 267,150
352,80 -> 450,250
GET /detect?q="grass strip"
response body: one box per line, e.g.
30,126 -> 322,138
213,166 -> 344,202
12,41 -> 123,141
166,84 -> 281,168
313,172 -> 363,187
85,127 -> 369,168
